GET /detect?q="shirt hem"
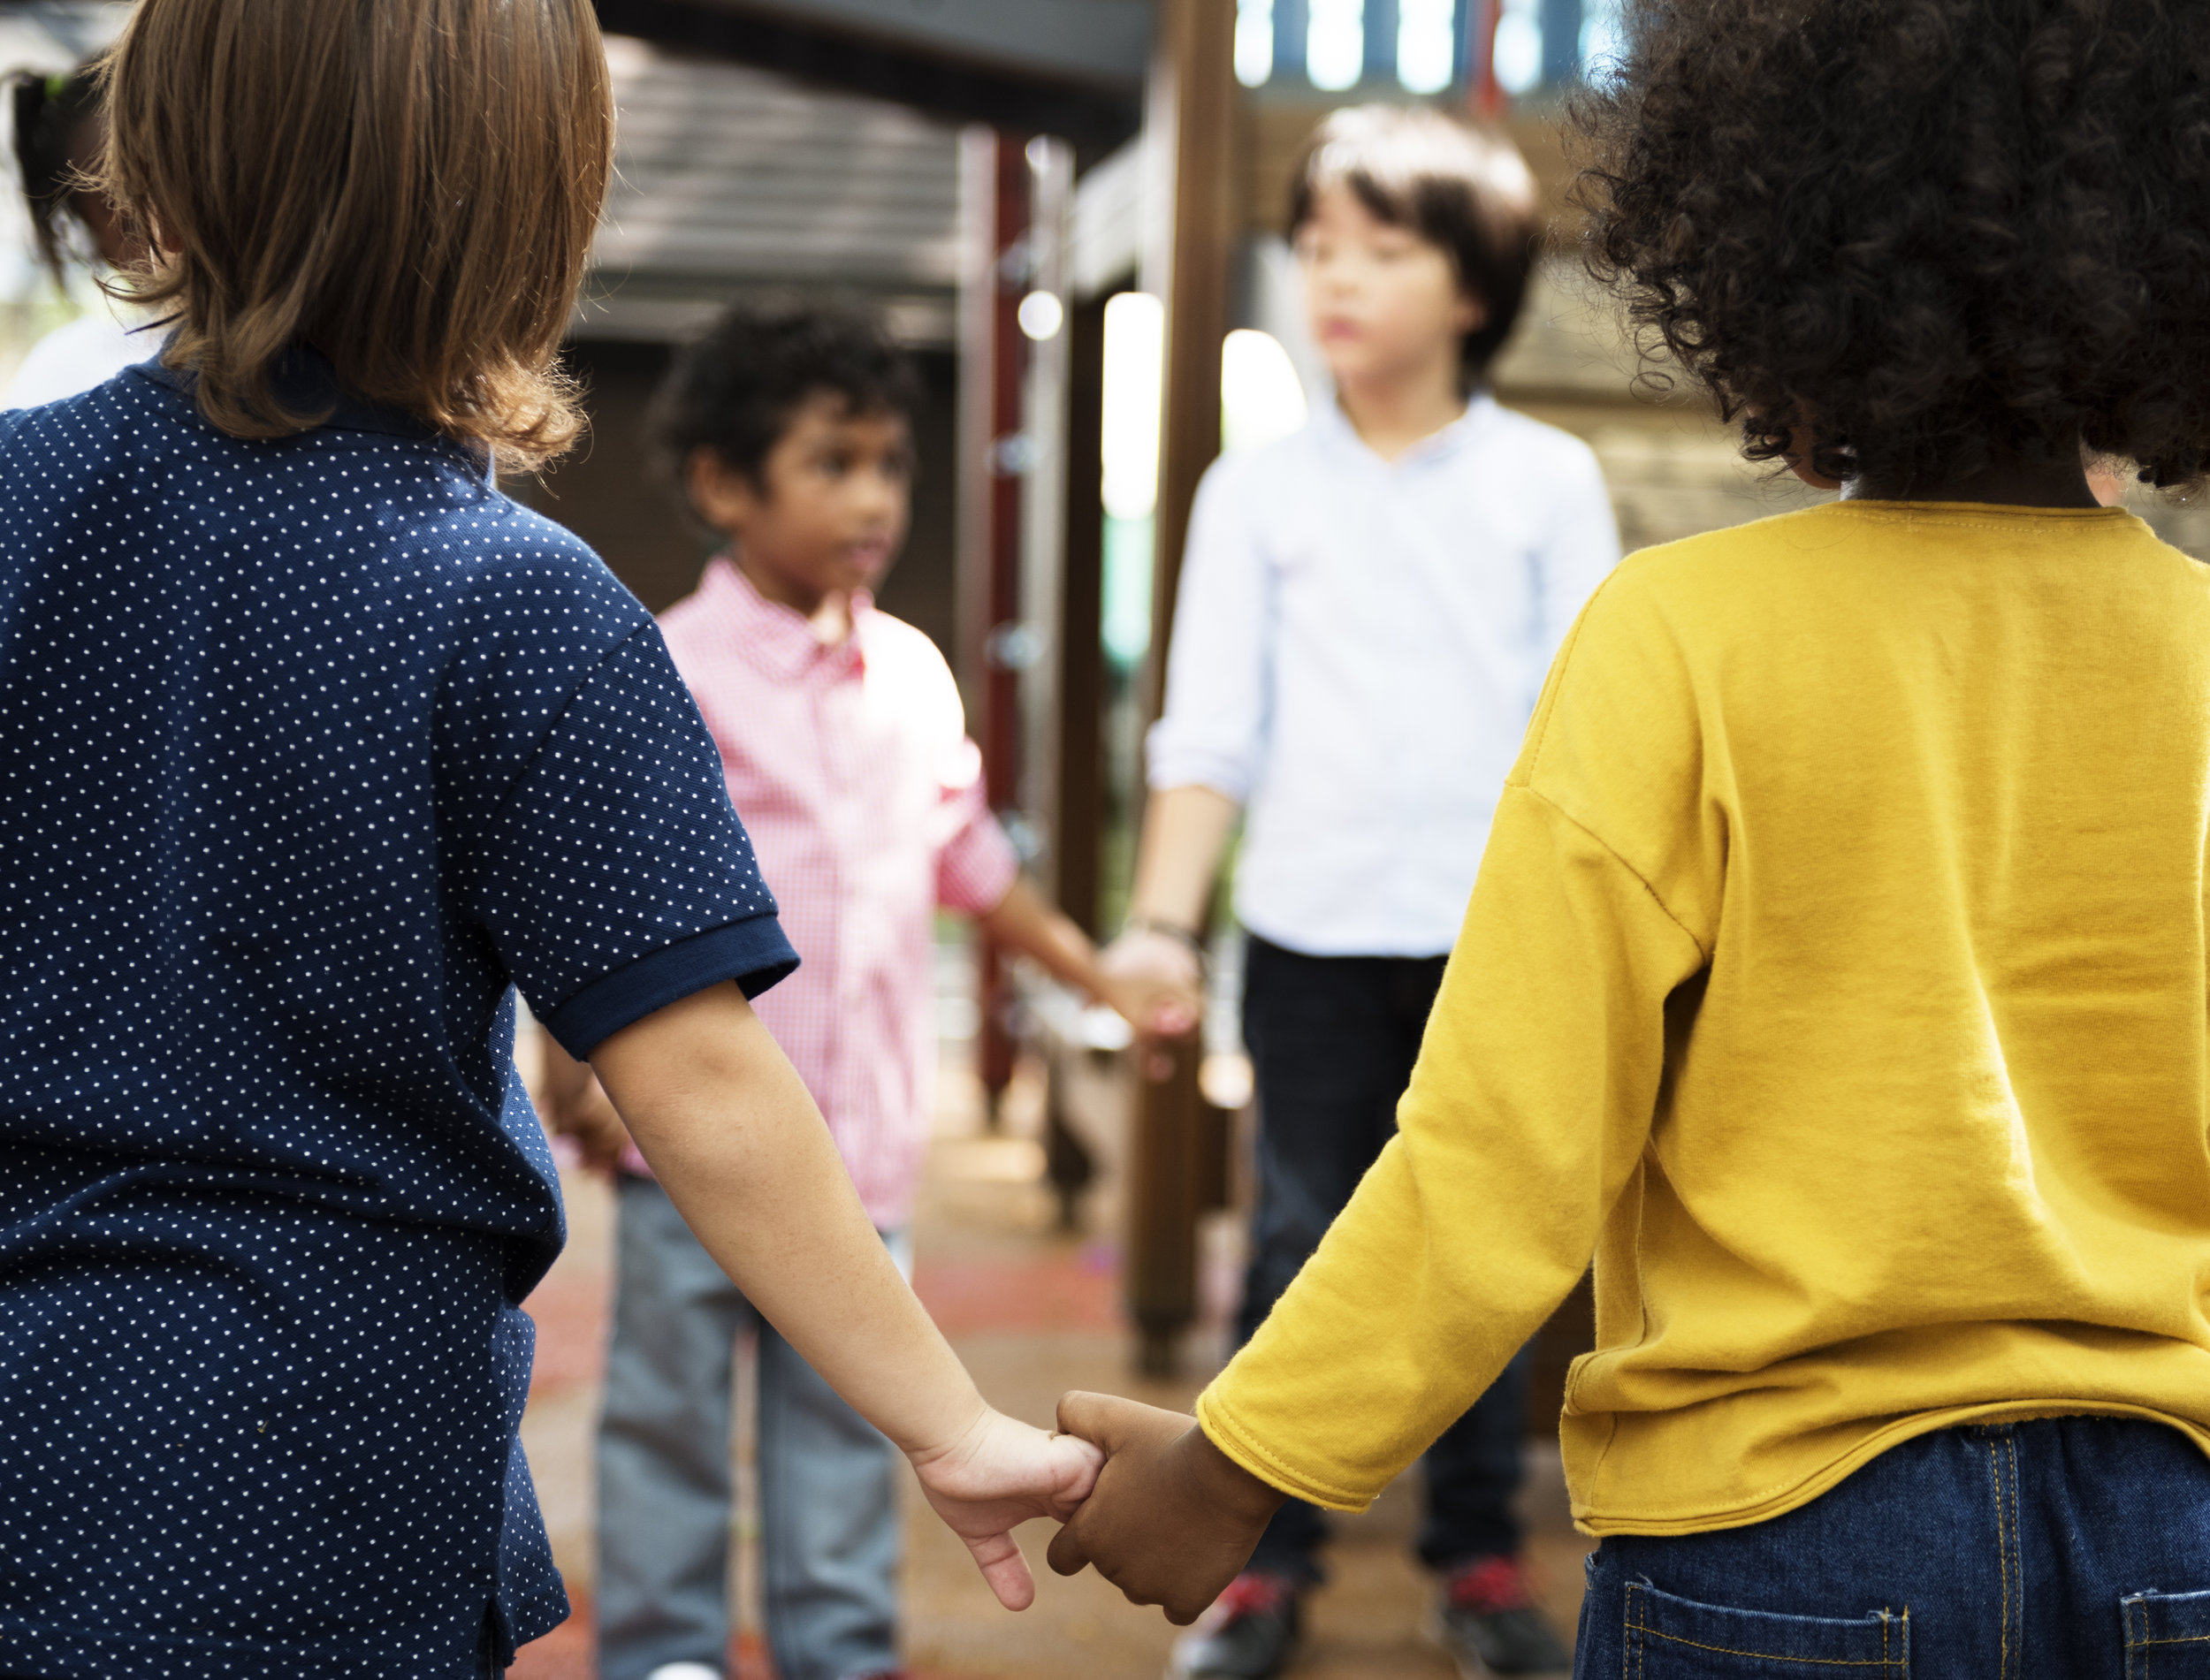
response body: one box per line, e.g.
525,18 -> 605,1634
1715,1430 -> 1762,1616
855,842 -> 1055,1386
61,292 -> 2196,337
1567,1400 -> 2210,1539
543,916 -> 800,1057
0,1611 -> 524,1680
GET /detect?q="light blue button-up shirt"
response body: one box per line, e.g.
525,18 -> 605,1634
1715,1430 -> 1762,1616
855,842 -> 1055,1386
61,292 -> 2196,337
1148,394 -> 1620,956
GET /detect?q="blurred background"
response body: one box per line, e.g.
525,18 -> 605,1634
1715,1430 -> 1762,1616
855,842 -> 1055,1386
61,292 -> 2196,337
3,3 -> 2204,1675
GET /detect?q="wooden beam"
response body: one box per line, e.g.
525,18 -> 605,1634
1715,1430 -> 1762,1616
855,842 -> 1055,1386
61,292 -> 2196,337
966,131 -> 1032,1121
591,0 -> 1142,154
1054,293 -> 1109,939
1142,0 -> 1238,719
1124,0 -> 1238,1377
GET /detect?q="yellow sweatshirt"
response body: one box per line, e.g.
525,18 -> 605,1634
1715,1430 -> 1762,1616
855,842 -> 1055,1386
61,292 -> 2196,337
1196,500 -> 2210,1537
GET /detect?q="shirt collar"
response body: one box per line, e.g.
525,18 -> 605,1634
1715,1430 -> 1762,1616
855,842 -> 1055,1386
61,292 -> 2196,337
1310,388 -> 1497,467
704,556 -> 872,680
128,342 -> 478,465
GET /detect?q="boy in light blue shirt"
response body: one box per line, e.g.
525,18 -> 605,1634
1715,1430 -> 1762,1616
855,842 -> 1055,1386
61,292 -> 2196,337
1105,104 -> 1618,1680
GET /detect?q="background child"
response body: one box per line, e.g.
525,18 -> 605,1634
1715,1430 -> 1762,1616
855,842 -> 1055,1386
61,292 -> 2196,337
545,300 -> 1153,1680
1052,0 -> 2210,1670
0,5 -> 1095,1676
1100,104 -> 1617,1679
4,58 -> 151,407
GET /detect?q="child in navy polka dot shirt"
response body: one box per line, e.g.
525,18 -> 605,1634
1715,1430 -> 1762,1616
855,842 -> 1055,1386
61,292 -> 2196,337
0,4 -> 1100,1678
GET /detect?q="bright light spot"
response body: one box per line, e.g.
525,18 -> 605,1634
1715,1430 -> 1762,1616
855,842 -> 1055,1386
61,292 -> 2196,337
1307,0 -> 1365,91
1580,0 -> 1626,78
1101,292 -> 1164,521
1017,290 -> 1064,341
1200,1052 -> 1254,1112
1101,513 -> 1154,671
1493,0 -> 1543,95
1235,0 -> 1276,87
1397,0 -> 1456,94
1221,330 -> 1308,455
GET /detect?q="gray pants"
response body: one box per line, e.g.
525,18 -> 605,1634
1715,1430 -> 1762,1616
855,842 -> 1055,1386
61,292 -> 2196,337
595,1177 -> 905,1680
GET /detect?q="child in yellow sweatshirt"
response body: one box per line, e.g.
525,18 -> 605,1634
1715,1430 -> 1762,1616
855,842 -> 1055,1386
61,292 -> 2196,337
1047,0 -> 2210,1670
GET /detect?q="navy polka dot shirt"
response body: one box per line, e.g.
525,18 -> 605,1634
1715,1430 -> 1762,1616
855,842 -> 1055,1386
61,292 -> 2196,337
0,354 -> 796,1678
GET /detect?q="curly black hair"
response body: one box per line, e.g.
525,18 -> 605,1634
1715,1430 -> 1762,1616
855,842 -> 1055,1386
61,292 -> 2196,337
651,297 -> 920,494
1574,0 -> 2210,492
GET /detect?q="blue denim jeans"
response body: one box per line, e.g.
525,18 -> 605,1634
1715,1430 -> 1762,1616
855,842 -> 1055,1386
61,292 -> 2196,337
1574,1417 -> 2210,1678
1238,935 -> 1535,1583
595,1178 -> 906,1680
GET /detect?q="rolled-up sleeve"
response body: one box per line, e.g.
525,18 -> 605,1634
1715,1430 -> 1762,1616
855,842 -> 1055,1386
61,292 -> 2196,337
1145,458 -> 1273,799
935,737 -> 1021,914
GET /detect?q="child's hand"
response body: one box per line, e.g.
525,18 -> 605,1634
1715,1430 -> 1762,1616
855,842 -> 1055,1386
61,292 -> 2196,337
909,1404 -> 1105,1611
1097,931 -> 1205,1038
1044,1391 -> 1284,1623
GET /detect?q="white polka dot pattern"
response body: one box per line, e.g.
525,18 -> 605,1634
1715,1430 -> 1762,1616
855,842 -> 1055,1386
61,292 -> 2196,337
0,355 -> 796,1678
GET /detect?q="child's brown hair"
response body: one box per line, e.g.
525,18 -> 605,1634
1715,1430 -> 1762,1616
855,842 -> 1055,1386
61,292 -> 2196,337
1289,105 -> 1540,389
99,0 -> 613,468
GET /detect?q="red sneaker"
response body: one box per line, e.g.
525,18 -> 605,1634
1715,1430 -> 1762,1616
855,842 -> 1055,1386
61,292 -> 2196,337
1166,1570 -> 1305,1679
1434,1555 -> 1570,1676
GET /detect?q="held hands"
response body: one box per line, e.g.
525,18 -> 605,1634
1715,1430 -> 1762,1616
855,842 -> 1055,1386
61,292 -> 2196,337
1045,1392 -> 1285,1623
910,1403 -> 1106,1610
1097,928 -> 1206,1039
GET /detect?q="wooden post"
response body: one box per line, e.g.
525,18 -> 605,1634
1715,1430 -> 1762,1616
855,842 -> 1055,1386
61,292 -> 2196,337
1054,292 -> 1109,941
967,130 -> 1032,1125
1130,1033 -> 1208,1374
1141,0 -> 1238,719
1043,286 -> 1109,1228
1125,0 -> 1237,1377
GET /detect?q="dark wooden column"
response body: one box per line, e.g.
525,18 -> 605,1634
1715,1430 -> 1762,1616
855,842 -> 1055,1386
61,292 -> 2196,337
973,131 -> 1032,1121
1054,293 -> 1109,940
1142,0 -> 1238,719
1125,0 -> 1238,1377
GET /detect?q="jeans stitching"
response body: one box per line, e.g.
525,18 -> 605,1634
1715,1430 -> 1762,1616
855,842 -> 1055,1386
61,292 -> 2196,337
1621,1581 -> 1907,1674
1623,1623 -> 1906,1668
2008,1433 -> 2023,1680
1998,1441 -> 2016,1680
1628,1580 -> 1641,1680
1988,1439 -> 2012,1680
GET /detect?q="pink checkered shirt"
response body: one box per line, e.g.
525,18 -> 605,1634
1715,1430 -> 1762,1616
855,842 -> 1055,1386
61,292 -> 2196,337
645,559 -> 1018,1226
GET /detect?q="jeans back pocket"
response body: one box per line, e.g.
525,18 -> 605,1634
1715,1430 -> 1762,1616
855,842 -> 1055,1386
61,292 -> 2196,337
1626,1580 -> 1909,1677
2124,1588 -> 2210,1678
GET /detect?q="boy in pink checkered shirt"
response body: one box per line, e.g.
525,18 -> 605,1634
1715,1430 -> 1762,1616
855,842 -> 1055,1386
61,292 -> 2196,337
545,300 -> 1154,1680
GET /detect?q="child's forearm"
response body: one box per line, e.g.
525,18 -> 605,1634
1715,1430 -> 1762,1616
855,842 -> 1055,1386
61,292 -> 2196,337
589,982 -> 986,1462
1128,784 -> 1240,934
978,876 -> 1111,999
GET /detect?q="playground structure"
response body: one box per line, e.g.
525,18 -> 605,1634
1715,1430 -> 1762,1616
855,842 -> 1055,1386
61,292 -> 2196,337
508,0 -> 1834,1387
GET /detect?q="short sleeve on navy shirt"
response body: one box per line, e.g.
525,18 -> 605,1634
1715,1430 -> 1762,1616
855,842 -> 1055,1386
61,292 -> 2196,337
472,620 -> 796,1055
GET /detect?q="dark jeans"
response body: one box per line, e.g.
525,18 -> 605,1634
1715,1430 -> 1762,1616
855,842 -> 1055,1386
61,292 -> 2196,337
1575,1417 -> 2210,1678
1238,933 -> 1536,1585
